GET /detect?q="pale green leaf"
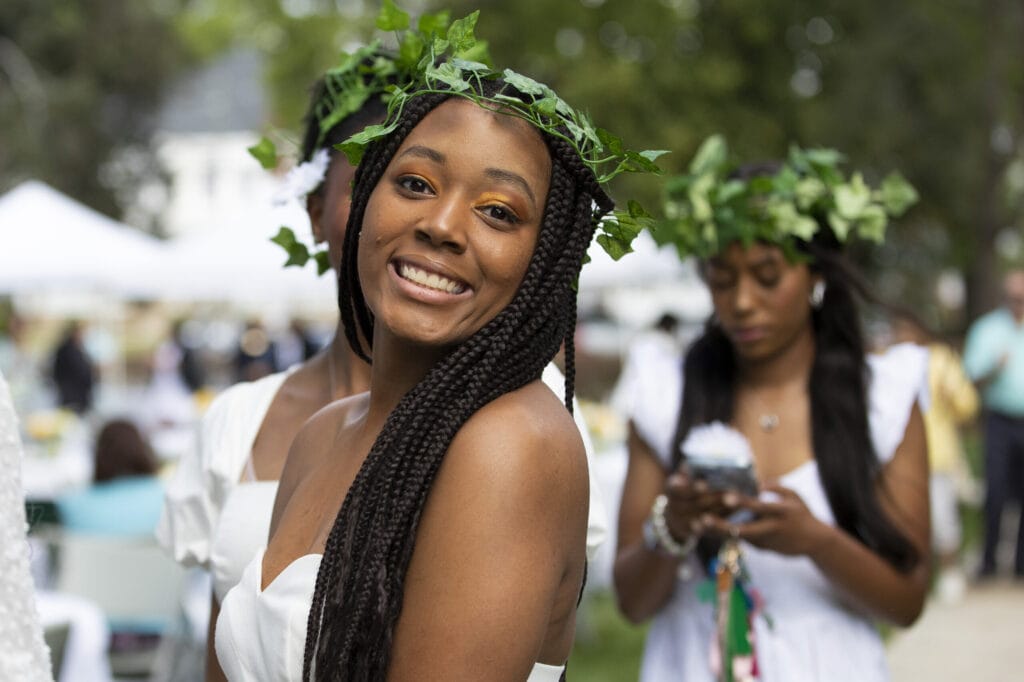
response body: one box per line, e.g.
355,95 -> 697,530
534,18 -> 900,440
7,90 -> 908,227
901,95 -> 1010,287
247,137 -> 278,169
376,0 -> 409,31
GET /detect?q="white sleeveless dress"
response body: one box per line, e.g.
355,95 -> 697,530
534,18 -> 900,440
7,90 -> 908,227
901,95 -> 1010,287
216,548 -> 566,681
158,365 -> 607,605
156,369 -> 293,602
630,343 -> 929,682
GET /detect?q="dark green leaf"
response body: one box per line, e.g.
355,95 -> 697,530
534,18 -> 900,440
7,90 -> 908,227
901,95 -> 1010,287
314,250 -> 332,276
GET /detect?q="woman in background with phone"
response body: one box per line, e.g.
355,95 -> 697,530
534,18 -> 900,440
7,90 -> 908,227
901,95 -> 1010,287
613,140 -> 931,682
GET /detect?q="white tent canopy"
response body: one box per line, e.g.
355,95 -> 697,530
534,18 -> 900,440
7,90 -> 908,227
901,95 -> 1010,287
0,180 -> 166,298
155,202 -> 336,318
578,231 -> 712,328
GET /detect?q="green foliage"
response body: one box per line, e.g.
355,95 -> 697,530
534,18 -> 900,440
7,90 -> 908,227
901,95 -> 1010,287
659,134 -> 917,260
0,0 -> 190,220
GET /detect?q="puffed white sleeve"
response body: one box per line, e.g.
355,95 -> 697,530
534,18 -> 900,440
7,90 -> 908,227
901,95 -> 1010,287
867,342 -> 931,465
540,363 -> 608,560
627,352 -> 684,470
155,382 -> 248,569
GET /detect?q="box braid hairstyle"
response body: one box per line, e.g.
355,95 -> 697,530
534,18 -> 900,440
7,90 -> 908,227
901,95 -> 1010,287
670,166 -> 920,574
302,78 -> 614,681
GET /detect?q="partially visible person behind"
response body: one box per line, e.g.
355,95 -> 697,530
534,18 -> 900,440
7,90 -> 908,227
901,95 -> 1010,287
891,310 -> 979,601
962,269 -> 1024,580
0,369 -> 53,681
274,319 -> 321,371
232,320 -> 277,382
56,419 -> 163,536
50,321 -> 95,414
614,139 -> 929,682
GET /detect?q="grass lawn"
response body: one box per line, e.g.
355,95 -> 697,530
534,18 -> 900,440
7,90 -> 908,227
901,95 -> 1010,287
568,589 -> 647,681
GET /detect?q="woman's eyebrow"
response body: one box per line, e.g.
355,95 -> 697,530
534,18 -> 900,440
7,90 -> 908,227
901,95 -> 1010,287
485,168 -> 537,209
397,145 -> 446,164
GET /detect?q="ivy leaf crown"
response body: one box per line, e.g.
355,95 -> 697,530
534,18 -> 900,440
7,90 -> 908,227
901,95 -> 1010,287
657,134 -> 919,261
336,1 -> 667,262
251,2 -> 666,272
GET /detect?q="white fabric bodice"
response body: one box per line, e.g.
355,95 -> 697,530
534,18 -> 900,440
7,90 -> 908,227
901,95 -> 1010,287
0,372 -> 53,681
210,481 -> 279,603
631,343 -> 930,682
217,549 -> 566,681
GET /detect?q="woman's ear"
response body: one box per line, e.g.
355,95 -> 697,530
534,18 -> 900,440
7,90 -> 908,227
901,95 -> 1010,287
307,192 -> 326,244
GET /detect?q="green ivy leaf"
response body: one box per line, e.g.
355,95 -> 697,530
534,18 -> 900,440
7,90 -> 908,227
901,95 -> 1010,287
596,128 -> 625,156
425,61 -> 470,91
417,9 -> 450,38
284,242 -> 310,268
501,69 -> 547,96
833,173 -> 871,220
446,10 -> 480,54
876,171 -> 919,216
376,0 -> 410,31
397,32 -> 425,71
314,250 -> 332,276
689,134 -> 727,176
827,211 -> 851,241
247,137 -> 278,169
270,226 -> 297,250
794,177 -> 827,210
336,121 -> 398,166
854,204 -> 888,243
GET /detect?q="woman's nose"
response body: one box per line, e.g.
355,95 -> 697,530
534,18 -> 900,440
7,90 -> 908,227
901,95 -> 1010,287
416,198 -> 466,252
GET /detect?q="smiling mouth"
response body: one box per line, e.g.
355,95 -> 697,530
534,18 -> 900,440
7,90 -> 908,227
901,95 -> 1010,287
396,262 -> 468,294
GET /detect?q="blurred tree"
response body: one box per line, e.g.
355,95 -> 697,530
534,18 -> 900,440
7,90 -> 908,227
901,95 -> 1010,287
172,0 -> 377,134
0,0 -> 190,219
432,0 -> 1024,328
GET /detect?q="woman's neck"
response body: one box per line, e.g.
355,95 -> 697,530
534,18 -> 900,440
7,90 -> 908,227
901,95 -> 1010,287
326,321 -> 373,400
736,323 -> 816,390
365,330 -> 452,420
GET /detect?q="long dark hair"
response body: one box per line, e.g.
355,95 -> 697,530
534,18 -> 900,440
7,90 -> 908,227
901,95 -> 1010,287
302,81 -> 611,680
672,228 -> 919,573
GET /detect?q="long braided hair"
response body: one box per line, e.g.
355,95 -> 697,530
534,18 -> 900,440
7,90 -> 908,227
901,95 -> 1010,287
302,81 -> 613,680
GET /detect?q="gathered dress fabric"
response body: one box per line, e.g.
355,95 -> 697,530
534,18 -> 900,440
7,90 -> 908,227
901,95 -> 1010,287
630,343 -> 930,682
156,368 -> 293,603
216,548 -> 566,681
0,372 -> 53,681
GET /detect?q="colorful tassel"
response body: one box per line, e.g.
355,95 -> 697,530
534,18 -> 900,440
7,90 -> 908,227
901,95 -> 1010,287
705,539 -> 760,682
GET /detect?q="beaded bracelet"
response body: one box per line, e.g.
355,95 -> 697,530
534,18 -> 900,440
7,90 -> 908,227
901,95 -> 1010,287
648,494 -> 698,559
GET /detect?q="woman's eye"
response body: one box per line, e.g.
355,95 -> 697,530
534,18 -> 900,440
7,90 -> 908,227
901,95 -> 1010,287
397,176 -> 433,195
479,204 -> 520,225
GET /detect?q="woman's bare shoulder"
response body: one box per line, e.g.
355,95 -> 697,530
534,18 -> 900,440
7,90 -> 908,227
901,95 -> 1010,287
444,380 -> 588,507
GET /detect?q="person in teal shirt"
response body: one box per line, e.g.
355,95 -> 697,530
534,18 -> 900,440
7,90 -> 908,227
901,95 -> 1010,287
963,269 -> 1024,578
56,419 -> 164,536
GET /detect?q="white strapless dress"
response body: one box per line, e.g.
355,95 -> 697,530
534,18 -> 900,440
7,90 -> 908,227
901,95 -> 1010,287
216,548 -> 566,681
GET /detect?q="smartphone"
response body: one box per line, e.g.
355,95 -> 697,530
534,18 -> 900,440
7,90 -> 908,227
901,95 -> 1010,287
685,458 -> 759,497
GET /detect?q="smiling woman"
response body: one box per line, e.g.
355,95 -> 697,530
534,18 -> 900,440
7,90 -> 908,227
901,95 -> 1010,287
360,100 -> 551,350
211,38 -> 636,682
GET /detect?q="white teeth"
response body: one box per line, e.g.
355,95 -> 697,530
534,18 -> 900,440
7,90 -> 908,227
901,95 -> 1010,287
398,263 -> 465,294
